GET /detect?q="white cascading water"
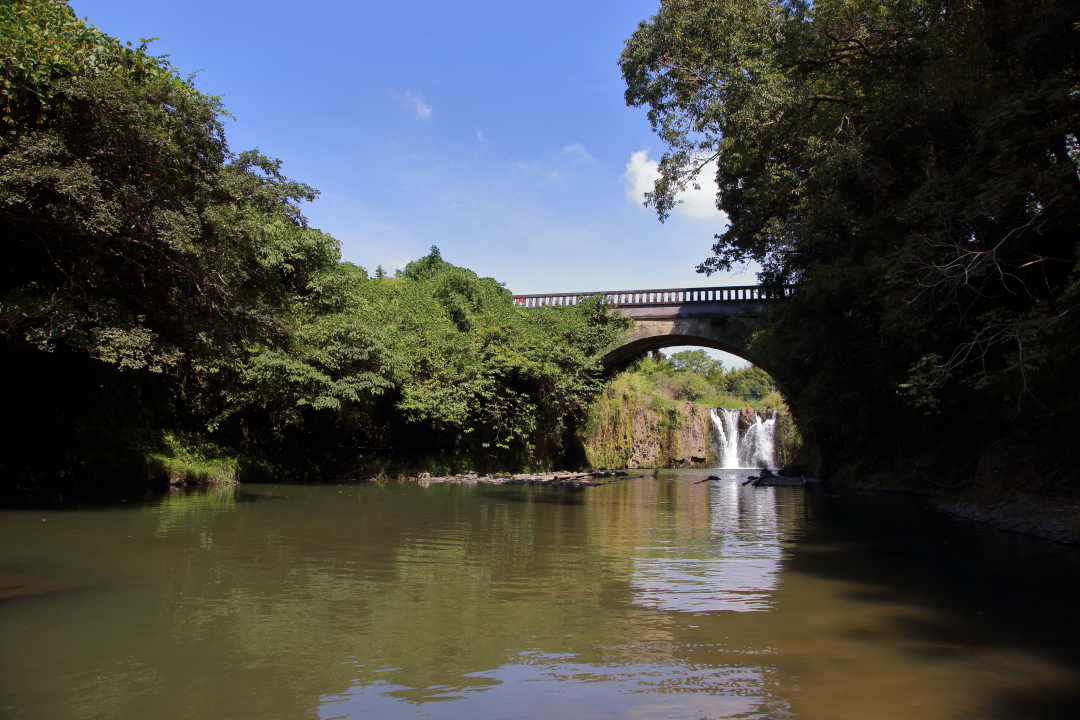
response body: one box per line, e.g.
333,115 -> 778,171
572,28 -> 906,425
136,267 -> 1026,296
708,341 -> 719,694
709,408 -> 777,469
709,408 -> 740,469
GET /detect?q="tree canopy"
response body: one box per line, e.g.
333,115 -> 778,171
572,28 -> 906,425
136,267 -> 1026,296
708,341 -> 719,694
668,349 -> 723,376
622,0 -> 1080,480
0,0 -> 626,482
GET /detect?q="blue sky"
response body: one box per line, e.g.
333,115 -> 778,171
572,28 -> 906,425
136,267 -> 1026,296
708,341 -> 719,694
69,0 -> 755,367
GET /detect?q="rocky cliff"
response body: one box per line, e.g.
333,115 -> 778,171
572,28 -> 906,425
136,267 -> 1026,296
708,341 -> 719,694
581,386 -> 713,469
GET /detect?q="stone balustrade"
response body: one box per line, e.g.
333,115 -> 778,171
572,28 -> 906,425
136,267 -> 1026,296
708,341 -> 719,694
511,285 -> 792,308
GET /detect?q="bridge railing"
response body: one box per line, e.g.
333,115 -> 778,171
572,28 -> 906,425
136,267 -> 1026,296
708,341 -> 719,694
511,285 -> 793,308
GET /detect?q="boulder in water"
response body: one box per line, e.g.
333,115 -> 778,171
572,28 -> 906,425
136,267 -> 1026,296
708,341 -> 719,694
738,406 -> 756,432
754,476 -> 807,487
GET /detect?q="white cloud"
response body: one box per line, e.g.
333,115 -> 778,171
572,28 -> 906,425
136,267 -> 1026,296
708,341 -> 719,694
477,129 -> 485,143
400,91 -> 432,119
678,162 -> 722,218
623,150 -> 659,206
622,149 -> 722,219
560,143 -> 596,163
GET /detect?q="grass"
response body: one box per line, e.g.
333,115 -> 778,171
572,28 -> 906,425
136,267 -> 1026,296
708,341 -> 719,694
147,433 -> 238,485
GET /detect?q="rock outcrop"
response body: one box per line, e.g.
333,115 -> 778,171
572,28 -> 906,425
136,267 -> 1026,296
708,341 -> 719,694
584,399 -> 713,469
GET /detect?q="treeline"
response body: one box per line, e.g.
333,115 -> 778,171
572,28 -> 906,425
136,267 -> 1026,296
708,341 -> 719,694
622,0 -> 1080,492
634,349 -> 777,407
0,1 -> 624,484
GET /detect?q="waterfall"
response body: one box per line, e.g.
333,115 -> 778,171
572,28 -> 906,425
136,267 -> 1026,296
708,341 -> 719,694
709,408 -> 777,469
709,408 -> 740,469
740,411 -> 777,469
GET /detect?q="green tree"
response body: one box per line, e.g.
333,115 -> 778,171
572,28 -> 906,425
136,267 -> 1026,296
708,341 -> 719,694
221,248 -> 628,477
668,349 -> 723,376
722,366 -> 773,401
621,0 -> 1080,479
0,0 -> 345,476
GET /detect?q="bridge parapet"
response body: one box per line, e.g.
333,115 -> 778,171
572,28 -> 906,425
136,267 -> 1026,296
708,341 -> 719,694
512,285 -> 791,308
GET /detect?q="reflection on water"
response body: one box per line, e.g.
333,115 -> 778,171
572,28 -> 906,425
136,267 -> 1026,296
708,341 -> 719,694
0,471 -> 1078,720
632,479 -> 785,612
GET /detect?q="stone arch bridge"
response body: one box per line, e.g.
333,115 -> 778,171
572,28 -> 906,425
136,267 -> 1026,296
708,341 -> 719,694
512,285 -> 791,371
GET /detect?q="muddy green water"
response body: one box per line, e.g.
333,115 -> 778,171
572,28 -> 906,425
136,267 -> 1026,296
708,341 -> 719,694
2,471 -> 1079,720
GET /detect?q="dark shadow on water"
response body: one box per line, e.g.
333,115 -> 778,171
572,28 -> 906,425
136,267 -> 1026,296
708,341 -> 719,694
785,485 -> 1080,719
234,491 -> 284,503
474,486 -> 590,505
0,483 -> 166,510
0,483 -> 281,511
992,686 -> 1080,720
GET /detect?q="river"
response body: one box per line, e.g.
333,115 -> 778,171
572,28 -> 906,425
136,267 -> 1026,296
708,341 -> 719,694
1,470 -> 1078,719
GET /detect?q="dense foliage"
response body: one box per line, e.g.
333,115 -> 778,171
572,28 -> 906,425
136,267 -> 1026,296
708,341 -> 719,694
622,0 -> 1080,486
639,349 -> 776,406
221,249 -> 627,478
0,0 -> 624,483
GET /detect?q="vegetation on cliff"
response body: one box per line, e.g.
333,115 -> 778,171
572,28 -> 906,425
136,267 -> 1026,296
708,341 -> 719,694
582,350 -> 801,469
0,0 -> 625,484
621,0 -> 1080,499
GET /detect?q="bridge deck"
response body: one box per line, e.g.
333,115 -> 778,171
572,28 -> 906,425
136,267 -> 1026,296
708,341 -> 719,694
511,285 -> 791,309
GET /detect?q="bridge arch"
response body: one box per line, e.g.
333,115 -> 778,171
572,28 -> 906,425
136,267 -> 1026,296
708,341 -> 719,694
600,315 -> 776,378
512,284 -> 790,383
603,333 -> 756,368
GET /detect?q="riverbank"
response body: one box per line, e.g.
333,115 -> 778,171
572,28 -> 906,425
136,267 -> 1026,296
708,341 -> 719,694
826,420 -> 1080,546
834,476 -> 1080,545
408,471 -> 642,488
937,497 -> 1080,545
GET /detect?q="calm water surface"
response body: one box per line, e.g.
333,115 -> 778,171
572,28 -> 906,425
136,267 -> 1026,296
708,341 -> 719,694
2,471 -> 1079,720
